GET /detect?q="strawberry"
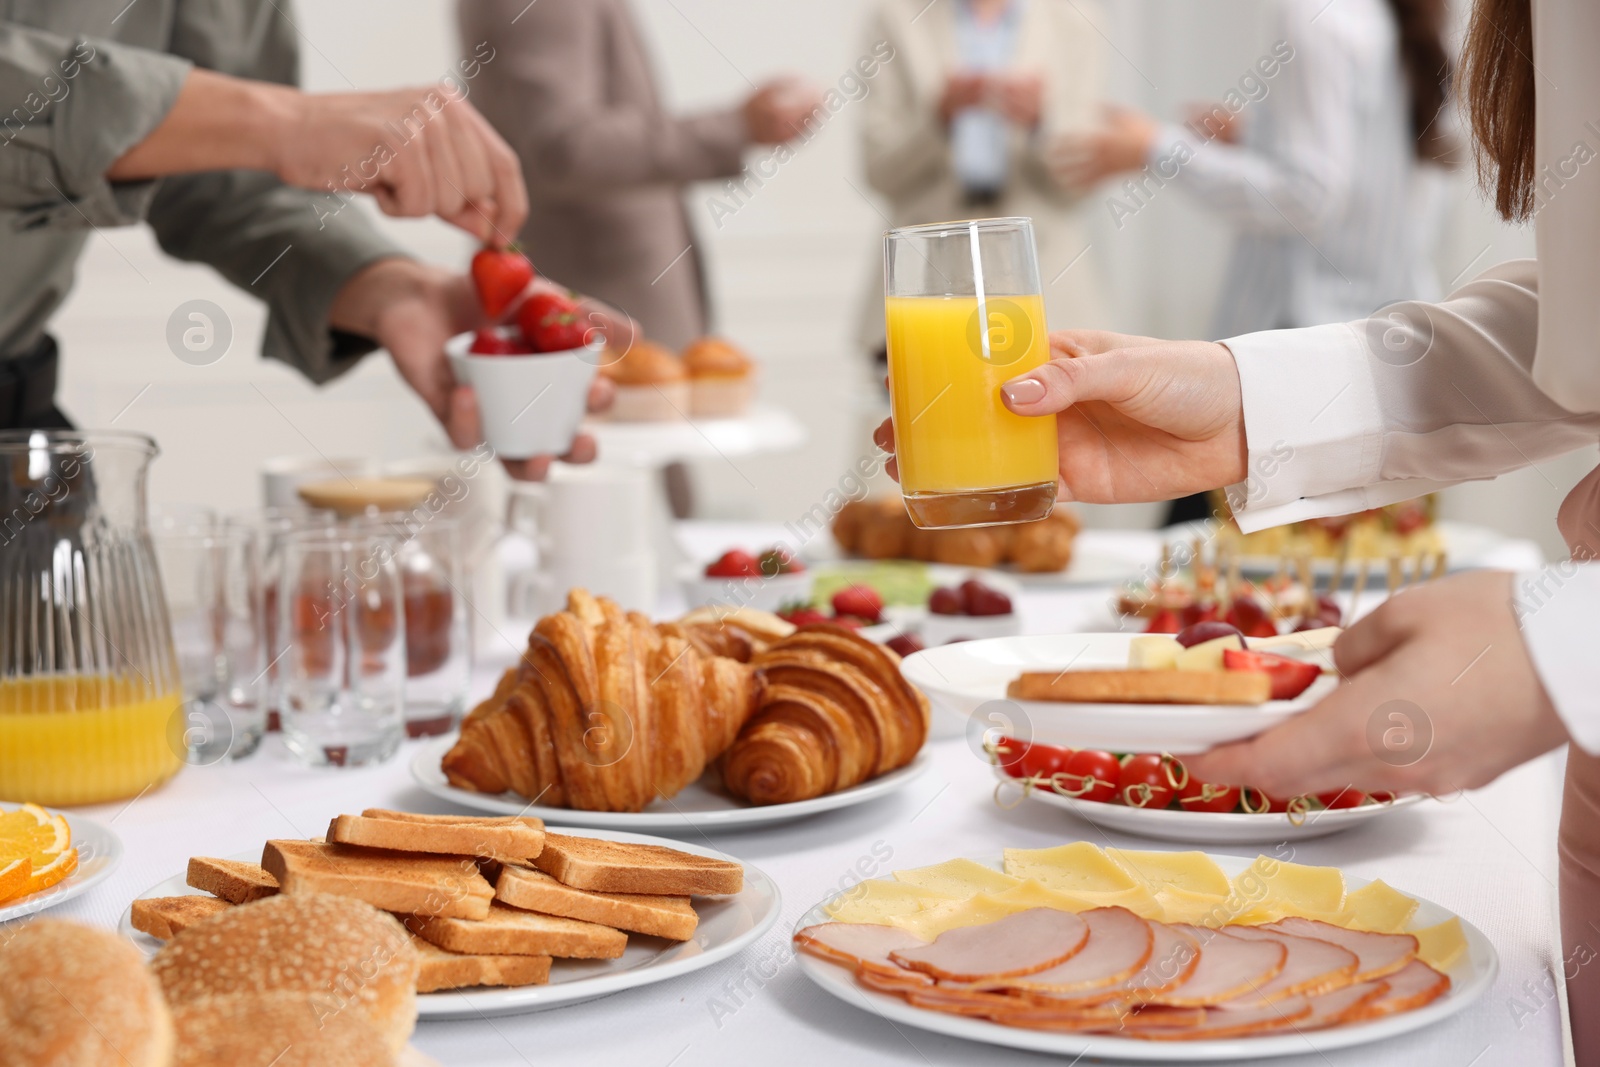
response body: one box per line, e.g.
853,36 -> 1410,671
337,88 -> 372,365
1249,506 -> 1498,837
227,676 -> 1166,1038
471,247 -> 535,319
468,329 -> 533,355
830,584 -> 883,624
928,586 -> 963,615
885,633 -> 925,657
1221,648 -> 1321,700
518,291 -> 588,353
778,604 -> 831,627
704,550 -> 761,578
959,578 -> 1012,616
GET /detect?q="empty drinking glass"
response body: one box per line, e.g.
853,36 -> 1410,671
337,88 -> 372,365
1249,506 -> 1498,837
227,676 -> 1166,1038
276,528 -> 405,767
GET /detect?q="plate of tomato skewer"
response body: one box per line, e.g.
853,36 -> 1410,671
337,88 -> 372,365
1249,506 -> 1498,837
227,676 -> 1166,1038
986,738 -> 1425,845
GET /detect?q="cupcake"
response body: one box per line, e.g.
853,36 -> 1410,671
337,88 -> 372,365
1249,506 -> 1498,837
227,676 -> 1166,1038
682,336 -> 756,418
599,340 -> 690,422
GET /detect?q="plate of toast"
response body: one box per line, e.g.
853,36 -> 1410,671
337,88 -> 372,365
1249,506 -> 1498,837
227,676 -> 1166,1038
901,632 -> 1337,754
119,809 -> 781,1019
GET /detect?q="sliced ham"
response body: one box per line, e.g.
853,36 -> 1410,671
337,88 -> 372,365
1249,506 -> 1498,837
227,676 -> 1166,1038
989,908 -> 1154,995
794,922 -> 928,976
1142,924 -> 1287,1008
988,1003 -> 1154,1032
1264,917 -> 1418,981
1218,925 -> 1359,1007
856,964 -> 935,994
1348,960 -> 1452,1019
888,908 -> 1090,982
1006,917 -> 1197,1008
1298,980 -> 1391,1028
1134,998 -> 1315,1040
904,986 -> 1037,1017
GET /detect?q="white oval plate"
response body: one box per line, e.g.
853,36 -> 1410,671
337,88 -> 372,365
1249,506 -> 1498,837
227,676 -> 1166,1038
802,532 -> 1149,588
991,766 -> 1428,844
794,852 -> 1496,1061
120,827 -> 780,1020
0,809 -> 124,924
409,735 -> 933,833
900,633 -> 1335,755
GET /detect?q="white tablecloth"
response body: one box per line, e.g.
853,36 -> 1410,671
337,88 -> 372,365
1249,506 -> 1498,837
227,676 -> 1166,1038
42,522 -> 1570,1067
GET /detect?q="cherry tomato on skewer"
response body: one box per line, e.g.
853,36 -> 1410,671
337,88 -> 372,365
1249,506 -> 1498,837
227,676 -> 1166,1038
1119,753 -> 1188,809
1053,749 -> 1120,802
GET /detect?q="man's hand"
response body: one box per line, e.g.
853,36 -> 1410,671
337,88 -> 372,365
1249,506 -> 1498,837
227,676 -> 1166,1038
109,70 -> 527,243
1186,571 -> 1570,797
938,72 -> 990,125
993,73 -> 1044,129
330,258 -> 615,480
874,330 -> 1247,503
742,78 -> 826,145
1048,104 -> 1160,189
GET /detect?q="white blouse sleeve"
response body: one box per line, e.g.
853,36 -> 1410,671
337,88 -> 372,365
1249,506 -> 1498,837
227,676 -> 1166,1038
1223,257 -> 1600,531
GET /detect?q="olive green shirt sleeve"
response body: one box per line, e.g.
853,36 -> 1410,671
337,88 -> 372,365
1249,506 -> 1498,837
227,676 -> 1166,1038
0,25 -> 190,227
143,0 -> 409,383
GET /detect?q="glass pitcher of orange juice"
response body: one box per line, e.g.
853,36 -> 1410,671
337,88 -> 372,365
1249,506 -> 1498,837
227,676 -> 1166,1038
884,217 -> 1058,529
0,431 -> 184,805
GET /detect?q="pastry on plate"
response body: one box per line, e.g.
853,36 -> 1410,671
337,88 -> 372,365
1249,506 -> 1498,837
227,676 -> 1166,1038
681,336 -> 756,418
598,340 -> 689,422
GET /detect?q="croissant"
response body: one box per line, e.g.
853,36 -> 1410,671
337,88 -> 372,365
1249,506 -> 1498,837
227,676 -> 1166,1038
720,625 -> 930,806
442,590 -> 761,812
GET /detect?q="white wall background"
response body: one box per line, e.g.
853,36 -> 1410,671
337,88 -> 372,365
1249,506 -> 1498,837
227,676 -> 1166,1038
52,0 -> 1595,557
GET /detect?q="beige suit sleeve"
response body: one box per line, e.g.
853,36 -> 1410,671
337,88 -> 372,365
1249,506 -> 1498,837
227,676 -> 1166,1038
1225,258 -> 1600,530
860,0 -> 950,202
460,0 -> 747,195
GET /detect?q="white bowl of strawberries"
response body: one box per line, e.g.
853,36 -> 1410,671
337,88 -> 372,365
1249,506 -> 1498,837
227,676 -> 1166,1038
682,547 -> 811,613
918,576 -> 1023,648
449,256 -> 604,460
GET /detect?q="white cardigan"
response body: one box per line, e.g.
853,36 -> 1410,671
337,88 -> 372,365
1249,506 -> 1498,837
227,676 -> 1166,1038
1224,0 -> 1600,751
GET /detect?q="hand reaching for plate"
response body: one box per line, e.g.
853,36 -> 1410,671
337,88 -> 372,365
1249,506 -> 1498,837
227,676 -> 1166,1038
1185,571 -> 1570,797
874,330 -> 1247,504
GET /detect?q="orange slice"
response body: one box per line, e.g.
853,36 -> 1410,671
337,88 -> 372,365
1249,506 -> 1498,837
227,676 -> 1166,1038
0,803 -> 70,863
15,848 -> 76,898
0,857 -> 30,903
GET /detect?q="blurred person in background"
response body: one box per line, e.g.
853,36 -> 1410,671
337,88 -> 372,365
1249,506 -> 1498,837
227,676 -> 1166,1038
0,1 -> 617,479
458,0 -> 824,351
859,0 -> 1110,369
1053,0 -> 1457,523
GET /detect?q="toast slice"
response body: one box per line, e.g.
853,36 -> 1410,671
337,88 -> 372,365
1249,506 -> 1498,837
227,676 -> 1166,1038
130,895 -> 233,939
406,900 -> 627,959
409,934 -> 552,992
530,833 -> 743,897
327,809 -> 545,861
186,856 -> 279,904
262,839 -> 494,920
496,865 -> 698,940
1007,669 -> 1272,705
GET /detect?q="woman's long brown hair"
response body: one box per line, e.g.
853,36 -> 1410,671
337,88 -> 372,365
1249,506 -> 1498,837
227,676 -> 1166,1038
1385,0 -> 1457,164
1461,0 -> 1537,220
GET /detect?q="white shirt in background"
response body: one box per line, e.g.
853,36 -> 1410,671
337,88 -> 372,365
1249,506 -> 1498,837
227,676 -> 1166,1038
1150,0 -> 1444,338
1221,0 -> 1600,750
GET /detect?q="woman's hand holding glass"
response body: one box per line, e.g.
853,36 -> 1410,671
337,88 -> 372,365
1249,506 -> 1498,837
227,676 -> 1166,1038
875,329 -> 1247,504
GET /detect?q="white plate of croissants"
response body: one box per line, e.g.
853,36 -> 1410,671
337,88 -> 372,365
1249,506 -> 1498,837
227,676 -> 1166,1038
413,591 -> 934,831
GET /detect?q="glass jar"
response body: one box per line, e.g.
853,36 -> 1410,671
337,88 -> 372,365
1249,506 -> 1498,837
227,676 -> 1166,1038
0,431 -> 184,804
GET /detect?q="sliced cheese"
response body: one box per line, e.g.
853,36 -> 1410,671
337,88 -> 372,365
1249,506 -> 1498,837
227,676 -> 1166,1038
824,878 -> 958,924
1235,855 -> 1346,917
1337,879 -> 1420,934
1155,884 -> 1236,926
1174,633 -> 1247,672
1107,848 -> 1231,898
894,857 -> 1021,897
1129,635 -> 1181,670
1002,843 -> 1139,894
885,892 -> 1020,940
989,879 -> 1101,913
1411,916 -> 1468,970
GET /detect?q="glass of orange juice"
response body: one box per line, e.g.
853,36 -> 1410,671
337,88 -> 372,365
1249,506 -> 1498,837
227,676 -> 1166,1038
884,217 -> 1057,528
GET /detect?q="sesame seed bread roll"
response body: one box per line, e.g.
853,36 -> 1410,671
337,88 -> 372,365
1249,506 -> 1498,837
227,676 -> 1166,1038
152,893 -> 419,1055
171,992 -> 394,1067
0,918 -> 174,1067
